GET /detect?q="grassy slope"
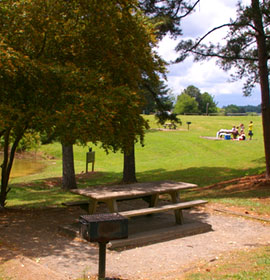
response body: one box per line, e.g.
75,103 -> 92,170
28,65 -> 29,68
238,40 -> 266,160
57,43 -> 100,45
7,115 -> 266,208
13,115 -> 264,183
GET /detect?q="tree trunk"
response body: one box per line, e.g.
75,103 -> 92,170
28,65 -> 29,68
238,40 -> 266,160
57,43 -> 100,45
252,0 -> 270,179
0,129 -> 23,208
122,144 -> 137,183
62,144 -> 77,190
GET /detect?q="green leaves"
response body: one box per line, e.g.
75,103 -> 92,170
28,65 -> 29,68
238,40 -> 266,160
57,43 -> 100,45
174,85 -> 217,115
0,0 -> 166,159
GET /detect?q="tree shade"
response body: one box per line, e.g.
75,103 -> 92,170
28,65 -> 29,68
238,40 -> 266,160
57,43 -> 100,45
0,0 -> 166,203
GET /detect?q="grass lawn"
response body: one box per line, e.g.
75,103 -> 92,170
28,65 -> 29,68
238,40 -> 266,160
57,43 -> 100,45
6,115 -> 267,210
185,245 -> 270,280
13,115 -> 264,183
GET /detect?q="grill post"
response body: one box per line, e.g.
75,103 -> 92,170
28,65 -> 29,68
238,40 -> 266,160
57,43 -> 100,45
98,242 -> 107,280
79,213 -> 128,279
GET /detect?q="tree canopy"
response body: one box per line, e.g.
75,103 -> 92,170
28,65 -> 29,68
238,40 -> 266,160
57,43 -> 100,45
174,93 -> 198,114
139,0 -> 200,38
173,85 -> 217,114
0,0 -> 166,205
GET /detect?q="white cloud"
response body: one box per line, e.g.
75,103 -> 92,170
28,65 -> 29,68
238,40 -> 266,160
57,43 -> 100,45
181,0 -> 237,40
157,0 -> 261,107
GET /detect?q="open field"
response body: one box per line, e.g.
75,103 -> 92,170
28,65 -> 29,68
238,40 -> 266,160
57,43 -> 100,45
7,115 -> 266,210
11,115 -> 265,185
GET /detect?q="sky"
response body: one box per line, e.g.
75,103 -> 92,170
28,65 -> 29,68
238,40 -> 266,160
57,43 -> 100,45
156,0 -> 261,108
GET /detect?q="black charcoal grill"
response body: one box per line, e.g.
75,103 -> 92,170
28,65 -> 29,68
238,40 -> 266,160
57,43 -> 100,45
79,213 -> 128,279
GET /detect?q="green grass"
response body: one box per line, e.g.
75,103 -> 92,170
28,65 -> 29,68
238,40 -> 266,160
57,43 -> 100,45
23,115 -> 264,183
2,115 -> 270,280
6,115 -> 267,210
185,245 -> 270,280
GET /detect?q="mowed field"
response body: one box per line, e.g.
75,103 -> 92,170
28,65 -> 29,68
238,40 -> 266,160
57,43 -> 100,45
11,114 -> 264,188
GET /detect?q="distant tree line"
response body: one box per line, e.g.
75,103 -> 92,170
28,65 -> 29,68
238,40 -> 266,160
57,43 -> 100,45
162,85 -> 261,115
223,104 -> 261,114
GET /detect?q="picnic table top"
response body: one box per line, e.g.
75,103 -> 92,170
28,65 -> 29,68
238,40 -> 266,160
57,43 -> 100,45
70,180 -> 198,200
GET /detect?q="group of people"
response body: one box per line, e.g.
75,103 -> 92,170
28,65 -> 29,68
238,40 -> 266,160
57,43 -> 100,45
216,121 -> 253,141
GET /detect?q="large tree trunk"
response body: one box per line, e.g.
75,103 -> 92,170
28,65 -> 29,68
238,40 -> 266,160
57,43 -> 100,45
252,0 -> 270,179
0,129 -> 23,208
122,145 -> 137,183
62,144 -> 77,190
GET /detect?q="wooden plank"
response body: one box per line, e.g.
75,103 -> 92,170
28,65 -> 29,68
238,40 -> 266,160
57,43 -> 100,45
70,181 -> 198,200
118,200 -> 207,218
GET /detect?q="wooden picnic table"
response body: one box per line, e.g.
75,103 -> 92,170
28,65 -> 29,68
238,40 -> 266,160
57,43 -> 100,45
70,180 -> 207,224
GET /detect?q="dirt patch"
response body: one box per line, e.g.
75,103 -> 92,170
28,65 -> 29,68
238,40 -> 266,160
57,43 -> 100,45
203,173 -> 269,189
197,173 -> 270,219
1,174 -> 270,280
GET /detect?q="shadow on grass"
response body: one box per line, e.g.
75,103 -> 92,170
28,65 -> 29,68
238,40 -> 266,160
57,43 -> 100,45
252,156 -> 266,164
136,166 -> 264,186
145,128 -> 161,134
8,165 -> 266,209
136,166 -> 269,202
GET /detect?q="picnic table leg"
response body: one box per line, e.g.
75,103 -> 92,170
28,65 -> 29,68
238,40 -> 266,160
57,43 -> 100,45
88,199 -> 98,214
149,194 -> 159,207
141,194 -> 159,217
105,199 -> 118,213
169,191 -> 184,225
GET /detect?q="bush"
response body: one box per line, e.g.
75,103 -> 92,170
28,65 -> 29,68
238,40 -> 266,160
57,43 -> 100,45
16,131 -> 41,152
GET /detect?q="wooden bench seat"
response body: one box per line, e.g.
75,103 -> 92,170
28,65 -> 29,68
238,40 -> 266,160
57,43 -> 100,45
119,199 -> 207,224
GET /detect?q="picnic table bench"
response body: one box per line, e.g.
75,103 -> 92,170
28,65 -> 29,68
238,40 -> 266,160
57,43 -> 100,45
70,181 -> 207,225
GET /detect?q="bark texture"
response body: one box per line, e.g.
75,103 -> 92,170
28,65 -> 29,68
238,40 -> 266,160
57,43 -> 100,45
62,144 -> 77,190
252,0 -> 270,178
122,145 -> 137,183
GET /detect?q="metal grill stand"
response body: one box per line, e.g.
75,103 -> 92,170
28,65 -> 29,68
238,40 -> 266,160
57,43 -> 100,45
79,213 -> 128,280
98,242 -> 107,279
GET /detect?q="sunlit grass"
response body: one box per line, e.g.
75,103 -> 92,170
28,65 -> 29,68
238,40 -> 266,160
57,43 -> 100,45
6,115 -> 267,210
185,246 -> 270,280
